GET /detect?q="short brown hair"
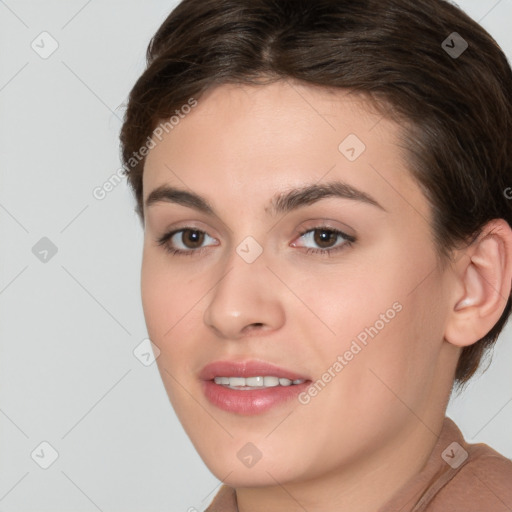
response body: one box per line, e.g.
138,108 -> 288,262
120,0 -> 512,390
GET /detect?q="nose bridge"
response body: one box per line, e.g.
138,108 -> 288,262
202,237 -> 284,338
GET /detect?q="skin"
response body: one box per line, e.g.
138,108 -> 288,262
140,80 -> 512,512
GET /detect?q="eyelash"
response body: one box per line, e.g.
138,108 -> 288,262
156,226 -> 356,258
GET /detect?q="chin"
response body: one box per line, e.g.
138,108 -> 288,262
209,463 -> 294,488
197,445 -> 310,488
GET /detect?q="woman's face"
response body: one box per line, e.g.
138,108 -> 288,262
141,81 -> 459,487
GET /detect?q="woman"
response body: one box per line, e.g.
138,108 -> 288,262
120,0 -> 512,510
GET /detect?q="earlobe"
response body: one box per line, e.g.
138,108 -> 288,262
445,219 -> 512,348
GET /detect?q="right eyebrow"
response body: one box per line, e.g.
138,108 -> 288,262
145,185 -> 215,215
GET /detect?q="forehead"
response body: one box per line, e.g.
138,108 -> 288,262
142,81 -> 424,218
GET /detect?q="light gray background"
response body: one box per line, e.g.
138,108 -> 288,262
0,1 -> 511,511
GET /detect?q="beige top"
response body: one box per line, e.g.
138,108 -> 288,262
205,416 -> 512,511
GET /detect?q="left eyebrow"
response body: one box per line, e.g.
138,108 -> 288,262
268,181 -> 386,215
144,180 -> 386,216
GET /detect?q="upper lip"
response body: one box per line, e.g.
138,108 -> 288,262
199,360 -> 310,381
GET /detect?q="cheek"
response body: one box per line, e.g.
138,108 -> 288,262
141,247 -> 202,340
140,256 -> 172,340
140,249 -> 213,407
306,246 -> 445,403
140,253 -> 203,403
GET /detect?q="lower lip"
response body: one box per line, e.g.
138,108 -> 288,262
202,380 -> 310,415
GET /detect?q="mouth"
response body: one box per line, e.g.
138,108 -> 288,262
200,360 -> 311,415
213,375 -> 306,389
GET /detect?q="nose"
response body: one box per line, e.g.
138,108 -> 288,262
202,247 -> 286,340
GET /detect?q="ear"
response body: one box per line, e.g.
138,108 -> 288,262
445,219 -> 512,348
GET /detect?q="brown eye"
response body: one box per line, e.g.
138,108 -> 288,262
292,226 -> 356,256
157,227 -> 218,256
180,229 -> 205,249
313,229 -> 338,248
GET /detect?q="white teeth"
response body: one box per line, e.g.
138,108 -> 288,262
213,376 -> 305,388
246,376 -> 264,387
228,377 -> 245,387
263,376 -> 279,387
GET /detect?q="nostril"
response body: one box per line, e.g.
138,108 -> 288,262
243,322 -> 264,333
